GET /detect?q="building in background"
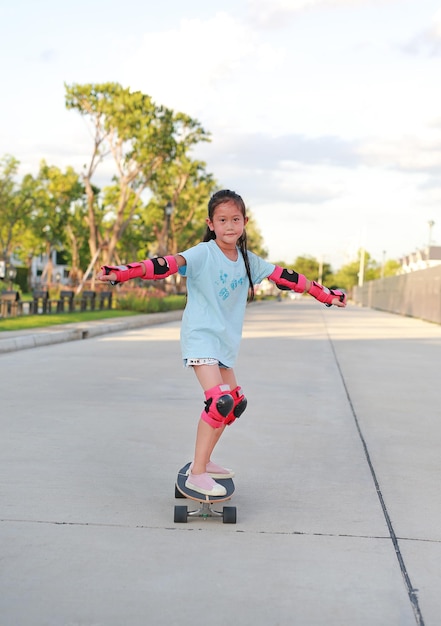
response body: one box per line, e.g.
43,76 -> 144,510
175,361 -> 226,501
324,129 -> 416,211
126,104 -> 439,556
399,246 -> 441,273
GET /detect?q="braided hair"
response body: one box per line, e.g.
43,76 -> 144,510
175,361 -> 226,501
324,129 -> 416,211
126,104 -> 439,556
203,189 -> 255,302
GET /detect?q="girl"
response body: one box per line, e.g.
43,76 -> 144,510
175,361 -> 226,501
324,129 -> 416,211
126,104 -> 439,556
97,189 -> 346,497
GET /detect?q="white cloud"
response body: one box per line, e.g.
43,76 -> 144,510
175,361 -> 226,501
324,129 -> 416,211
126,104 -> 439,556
246,0 -> 401,27
358,136 -> 441,172
120,12 -> 284,122
250,162 -> 435,267
402,7 -> 441,55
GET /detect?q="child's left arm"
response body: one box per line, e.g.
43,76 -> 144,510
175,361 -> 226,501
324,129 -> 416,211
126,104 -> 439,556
268,266 -> 347,307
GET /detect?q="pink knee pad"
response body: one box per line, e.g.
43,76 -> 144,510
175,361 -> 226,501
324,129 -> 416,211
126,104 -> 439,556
225,386 -> 248,425
201,384 -> 234,429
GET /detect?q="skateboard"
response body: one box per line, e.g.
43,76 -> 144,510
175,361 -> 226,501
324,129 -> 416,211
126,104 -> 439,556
174,462 -> 237,524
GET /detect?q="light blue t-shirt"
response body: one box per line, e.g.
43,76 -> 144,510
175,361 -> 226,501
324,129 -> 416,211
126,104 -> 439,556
178,240 -> 275,367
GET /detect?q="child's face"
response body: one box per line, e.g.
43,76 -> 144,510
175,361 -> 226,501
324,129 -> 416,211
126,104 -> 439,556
206,200 -> 248,246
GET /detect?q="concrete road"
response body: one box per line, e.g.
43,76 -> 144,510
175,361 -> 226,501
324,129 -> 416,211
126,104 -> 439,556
1,299 -> 440,626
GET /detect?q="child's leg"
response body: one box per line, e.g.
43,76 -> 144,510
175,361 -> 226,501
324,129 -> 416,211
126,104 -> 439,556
191,365 -> 237,475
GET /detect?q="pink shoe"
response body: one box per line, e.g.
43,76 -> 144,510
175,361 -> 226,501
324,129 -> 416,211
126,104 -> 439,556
185,472 -> 227,497
186,462 -> 234,479
206,461 -> 235,479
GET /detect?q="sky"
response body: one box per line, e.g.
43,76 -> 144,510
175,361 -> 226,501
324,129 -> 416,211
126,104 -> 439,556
1,0 -> 440,269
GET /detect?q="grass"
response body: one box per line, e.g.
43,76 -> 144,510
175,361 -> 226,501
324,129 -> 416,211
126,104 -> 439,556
0,309 -> 139,332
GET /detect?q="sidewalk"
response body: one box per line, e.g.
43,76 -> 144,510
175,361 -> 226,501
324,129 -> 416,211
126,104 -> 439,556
0,310 -> 183,354
1,299 -> 440,626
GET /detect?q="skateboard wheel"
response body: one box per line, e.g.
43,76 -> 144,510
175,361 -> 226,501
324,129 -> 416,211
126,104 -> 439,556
175,485 -> 186,499
174,505 -> 188,523
222,506 -> 237,524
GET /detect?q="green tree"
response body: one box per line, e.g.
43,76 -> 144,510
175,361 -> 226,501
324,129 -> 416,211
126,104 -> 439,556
0,155 -> 34,266
268,255 -> 333,284
27,161 -> 84,284
292,255 -> 333,284
382,259 -> 401,278
64,195 -> 90,285
331,249 -> 378,291
65,82 -> 210,277
138,156 -> 217,259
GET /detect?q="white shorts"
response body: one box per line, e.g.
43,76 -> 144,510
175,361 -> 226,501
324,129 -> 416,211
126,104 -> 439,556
184,358 -> 230,369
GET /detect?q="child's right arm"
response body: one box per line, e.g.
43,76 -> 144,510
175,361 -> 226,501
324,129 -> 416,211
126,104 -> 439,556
97,254 -> 186,285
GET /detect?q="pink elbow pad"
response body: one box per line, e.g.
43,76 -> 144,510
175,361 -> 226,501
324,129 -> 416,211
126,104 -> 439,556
101,255 -> 178,285
268,266 -> 307,293
142,255 -> 178,280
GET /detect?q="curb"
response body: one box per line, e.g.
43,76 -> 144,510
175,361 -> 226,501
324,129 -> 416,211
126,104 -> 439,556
0,310 -> 183,355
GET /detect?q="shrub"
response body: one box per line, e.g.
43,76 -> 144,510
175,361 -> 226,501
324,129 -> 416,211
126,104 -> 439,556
116,289 -> 186,314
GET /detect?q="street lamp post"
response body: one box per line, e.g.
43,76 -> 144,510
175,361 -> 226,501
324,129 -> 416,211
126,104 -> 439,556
381,250 -> 386,279
160,202 -> 175,292
358,248 -> 365,287
428,220 -> 435,248
164,202 -> 174,252
7,266 -> 17,291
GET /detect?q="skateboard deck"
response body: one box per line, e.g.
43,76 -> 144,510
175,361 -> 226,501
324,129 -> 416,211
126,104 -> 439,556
174,462 -> 237,523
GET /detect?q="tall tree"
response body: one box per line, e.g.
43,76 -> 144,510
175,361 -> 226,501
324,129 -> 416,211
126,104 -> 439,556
65,82 -> 210,278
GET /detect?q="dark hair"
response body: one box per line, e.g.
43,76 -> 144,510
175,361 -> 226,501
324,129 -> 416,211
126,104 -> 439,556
203,189 -> 255,301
